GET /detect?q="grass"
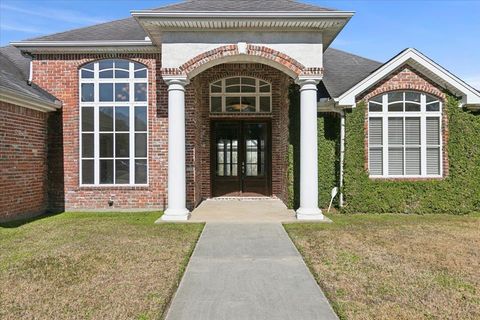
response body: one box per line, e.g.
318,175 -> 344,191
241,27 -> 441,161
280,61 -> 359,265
284,214 -> 480,320
0,212 -> 204,320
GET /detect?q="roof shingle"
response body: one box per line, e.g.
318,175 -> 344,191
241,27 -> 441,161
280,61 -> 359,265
30,18 -> 147,42
322,48 -> 382,98
151,0 -> 335,12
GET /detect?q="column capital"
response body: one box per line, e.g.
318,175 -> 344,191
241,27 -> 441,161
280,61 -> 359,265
295,76 -> 321,90
163,75 -> 190,88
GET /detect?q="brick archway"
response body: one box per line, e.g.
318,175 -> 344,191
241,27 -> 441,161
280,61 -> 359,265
161,44 -> 322,79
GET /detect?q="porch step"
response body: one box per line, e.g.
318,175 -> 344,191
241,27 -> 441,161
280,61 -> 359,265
210,196 -> 276,201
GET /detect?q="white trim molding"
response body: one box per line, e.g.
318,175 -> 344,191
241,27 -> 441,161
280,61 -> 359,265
132,10 -> 354,49
11,40 -> 159,54
335,48 -> 480,109
0,86 -> 61,112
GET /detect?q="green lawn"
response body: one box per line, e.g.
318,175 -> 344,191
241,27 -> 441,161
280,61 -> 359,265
0,212 -> 204,320
285,214 -> 480,320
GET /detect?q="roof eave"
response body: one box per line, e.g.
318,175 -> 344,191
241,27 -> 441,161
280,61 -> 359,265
0,86 -> 62,112
11,40 -> 160,54
130,11 -> 355,18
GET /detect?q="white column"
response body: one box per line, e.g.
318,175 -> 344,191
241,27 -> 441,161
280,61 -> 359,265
295,77 -> 325,220
160,76 -> 191,222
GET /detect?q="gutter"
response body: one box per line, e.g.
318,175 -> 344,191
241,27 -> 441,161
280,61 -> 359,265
0,86 -> 61,112
11,40 -> 159,54
11,40 -> 153,47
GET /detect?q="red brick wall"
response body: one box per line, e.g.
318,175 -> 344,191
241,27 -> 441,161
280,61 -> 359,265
191,63 -> 292,205
32,53 -> 168,210
358,64 -> 449,179
0,102 -> 48,221
31,54 -> 293,211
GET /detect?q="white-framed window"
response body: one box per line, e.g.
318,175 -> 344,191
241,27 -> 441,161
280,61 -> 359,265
79,59 -> 148,186
368,91 -> 442,178
210,76 -> 272,113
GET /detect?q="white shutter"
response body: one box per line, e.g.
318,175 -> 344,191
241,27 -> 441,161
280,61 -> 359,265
369,118 -> 383,176
405,117 -> 420,145
388,117 -> 404,145
388,148 -> 404,175
426,117 -> 440,145
369,148 -> 383,175
427,148 -> 440,175
369,118 -> 383,145
406,148 -> 421,175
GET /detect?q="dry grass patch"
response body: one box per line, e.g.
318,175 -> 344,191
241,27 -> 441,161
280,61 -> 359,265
284,214 -> 480,320
0,212 -> 203,320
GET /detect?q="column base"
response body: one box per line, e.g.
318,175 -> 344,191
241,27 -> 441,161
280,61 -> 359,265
296,207 -> 325,221
157,208 -> 191,222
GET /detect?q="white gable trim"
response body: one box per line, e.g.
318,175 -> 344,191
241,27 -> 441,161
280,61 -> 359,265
335,48 -> 480,109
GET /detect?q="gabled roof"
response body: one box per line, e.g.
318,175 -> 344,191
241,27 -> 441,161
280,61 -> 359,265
335,48 -> 480,109
0,46 -> 60,111
322,48 -> 382,98
20,1 -> 338,43
151,0 -> 335,12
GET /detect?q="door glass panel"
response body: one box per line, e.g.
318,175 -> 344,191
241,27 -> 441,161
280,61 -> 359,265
216,139 -> 238,177
245,123 -> 266,177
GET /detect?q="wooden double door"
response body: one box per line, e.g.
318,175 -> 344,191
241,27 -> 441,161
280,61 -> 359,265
211,120 -> 271,197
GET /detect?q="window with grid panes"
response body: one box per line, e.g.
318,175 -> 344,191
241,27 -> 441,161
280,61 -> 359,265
80,59 -> 148,185
368,91 -> 442,177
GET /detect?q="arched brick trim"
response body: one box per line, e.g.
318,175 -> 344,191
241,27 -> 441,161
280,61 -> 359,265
245,45 -> 305,76
359,64 -> 446,102
359,64 -> 449,179
161,44 -> 322,79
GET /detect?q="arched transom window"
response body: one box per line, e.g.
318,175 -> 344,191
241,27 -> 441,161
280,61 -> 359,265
210,77 -> 272,113
80,59 -> 148,185
368,91 -> 442,178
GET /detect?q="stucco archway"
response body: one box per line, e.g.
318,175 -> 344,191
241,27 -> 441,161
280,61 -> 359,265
161,43 -> 323,80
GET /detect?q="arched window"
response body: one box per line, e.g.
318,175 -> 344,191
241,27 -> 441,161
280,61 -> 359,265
368,91 -> 442,177
210,77 -> 272,113
80,59 -> 148,185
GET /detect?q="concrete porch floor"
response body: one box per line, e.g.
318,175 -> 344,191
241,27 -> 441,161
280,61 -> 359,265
189,198 -> 297,223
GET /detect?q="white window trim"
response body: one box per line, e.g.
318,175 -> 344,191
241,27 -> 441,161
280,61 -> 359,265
210,76 -> 272,113
79,60 -> 149,187
368,91 -> 443,179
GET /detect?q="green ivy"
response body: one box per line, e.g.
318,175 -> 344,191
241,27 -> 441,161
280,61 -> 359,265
288,85 -> 340,209
342,96 -> 480,214
287,91 -> 480,214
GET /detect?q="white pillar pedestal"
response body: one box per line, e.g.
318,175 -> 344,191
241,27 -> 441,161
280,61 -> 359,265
159,76 -> 191,222
295,77 -> 325,221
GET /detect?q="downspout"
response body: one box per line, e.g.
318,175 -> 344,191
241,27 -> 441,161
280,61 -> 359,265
339,109 -> 345,208
28,60 -> 33,85
318,98 -> 346,208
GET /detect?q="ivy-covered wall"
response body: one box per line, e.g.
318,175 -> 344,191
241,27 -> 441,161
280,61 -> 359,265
288,85 -> 340,209
287,90 -> 480,214
343,96 -> 480,214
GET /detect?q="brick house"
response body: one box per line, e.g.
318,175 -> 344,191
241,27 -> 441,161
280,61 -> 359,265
1,0 -> 479,222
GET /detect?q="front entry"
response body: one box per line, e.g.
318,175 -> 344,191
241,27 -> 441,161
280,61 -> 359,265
211,121 -> 271,197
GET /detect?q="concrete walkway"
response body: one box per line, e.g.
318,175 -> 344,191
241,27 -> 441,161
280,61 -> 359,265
165,222 -> 338,320
189,198 -> 297,223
